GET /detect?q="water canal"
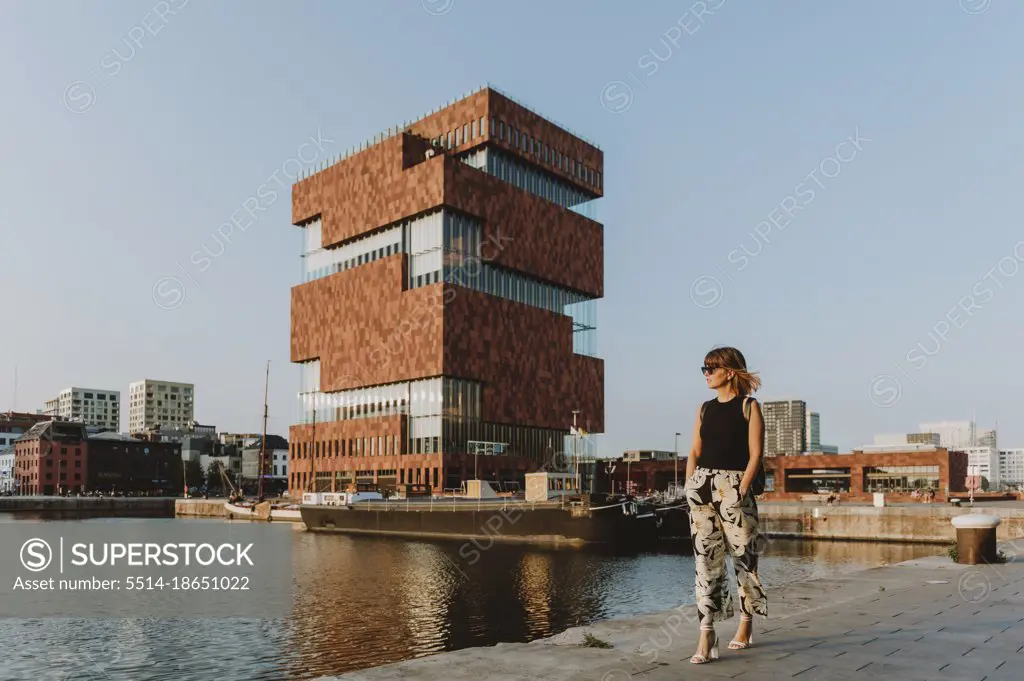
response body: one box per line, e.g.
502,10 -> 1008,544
0,516 -> 940,681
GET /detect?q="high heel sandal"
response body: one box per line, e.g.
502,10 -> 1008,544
728,615 -> 754,650
690,625 -> 719,664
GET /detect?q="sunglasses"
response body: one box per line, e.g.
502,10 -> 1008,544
700,366 -> 722,376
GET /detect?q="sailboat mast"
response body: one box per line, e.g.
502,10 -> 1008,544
309,396 -> 317,494
257,361 -> 270,500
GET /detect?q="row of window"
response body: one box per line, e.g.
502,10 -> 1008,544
491,116 -> 601,190
294,466 -> 440,491
428,114 -> 601,191
14,458 -> 82,471
14,446 -> 83,456
293,434 -> 403,459
290,419 -> 572,464
864,465 -> 941,475
303,234 -> 401,283
431,116 -> 487,153
78,393 -> 116,400
460,148 -> 595,213
16,472 -> 82,482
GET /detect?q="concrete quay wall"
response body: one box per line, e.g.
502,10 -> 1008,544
758,501 -> 1024,543
0,496 -> 176,516
174,498 -> 228,518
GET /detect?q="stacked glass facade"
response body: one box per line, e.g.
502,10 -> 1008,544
301,218 -> 403,284
459,147 -> 598,220
297,365 -> 569,464
301,209 -> 599,357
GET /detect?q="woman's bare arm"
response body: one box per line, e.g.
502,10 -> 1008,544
741,399 -> 765,494
685,405 -> 703,480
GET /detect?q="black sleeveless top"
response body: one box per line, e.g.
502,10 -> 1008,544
698,396 -> 752,471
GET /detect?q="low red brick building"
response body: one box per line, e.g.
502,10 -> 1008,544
14,421 -> 88,495
763,447 -> 967,502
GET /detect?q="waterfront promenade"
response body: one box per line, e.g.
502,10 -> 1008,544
321,540 -> 1024,681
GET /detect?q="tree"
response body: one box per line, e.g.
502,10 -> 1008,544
184,459 -> 203,492
205,463 -> 221,493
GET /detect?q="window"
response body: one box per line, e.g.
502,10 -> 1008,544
455,127 -> 461,147
471,119 -> 477,139
499,120 -> 504,141
480,116 -> 486,136
462,124 -> 468,143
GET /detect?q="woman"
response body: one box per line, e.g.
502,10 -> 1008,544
684,346 -> 768,664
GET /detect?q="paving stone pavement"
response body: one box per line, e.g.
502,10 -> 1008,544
319,541 -> 1024,681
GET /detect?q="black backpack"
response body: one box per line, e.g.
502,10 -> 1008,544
700,396 -> 766,496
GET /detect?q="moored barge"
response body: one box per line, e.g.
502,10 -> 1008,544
300,476 -> 687,547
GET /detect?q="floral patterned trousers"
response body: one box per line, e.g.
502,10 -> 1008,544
685,467 -> 768,625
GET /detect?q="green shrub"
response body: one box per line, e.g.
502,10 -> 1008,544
580,632 -> 613,649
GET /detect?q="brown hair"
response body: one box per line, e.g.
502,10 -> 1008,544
704,346 -> 761,396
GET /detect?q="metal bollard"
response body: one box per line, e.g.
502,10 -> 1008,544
951,514 -> 1001,564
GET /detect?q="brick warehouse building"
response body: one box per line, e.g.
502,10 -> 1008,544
763,447 -> 968,502
287,87 -> 604,495
14,421 -> 87,495
14,422 -> 183,495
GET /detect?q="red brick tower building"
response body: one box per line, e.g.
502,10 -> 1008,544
288,87 -> 604,495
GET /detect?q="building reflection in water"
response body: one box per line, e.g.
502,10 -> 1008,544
515,552 -> 555,634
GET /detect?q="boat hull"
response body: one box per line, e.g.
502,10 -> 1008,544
300,501 -> 675,547
225,501 -> 303,523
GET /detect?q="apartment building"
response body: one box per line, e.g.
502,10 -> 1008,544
963,446 -> 1000,488
763,400 -> 807,456
128,380 -> 195,433
998,448 -> 1024,488
43,387 -> 120,431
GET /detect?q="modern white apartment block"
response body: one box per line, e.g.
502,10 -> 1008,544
998,448 -> 1024,487
964,446 -> 1000,487
128,380 -> 195,433
919,420 -> 976,450
42,387 -> 120,431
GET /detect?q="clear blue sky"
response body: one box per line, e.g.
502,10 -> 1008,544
2,0 -> 1022,454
